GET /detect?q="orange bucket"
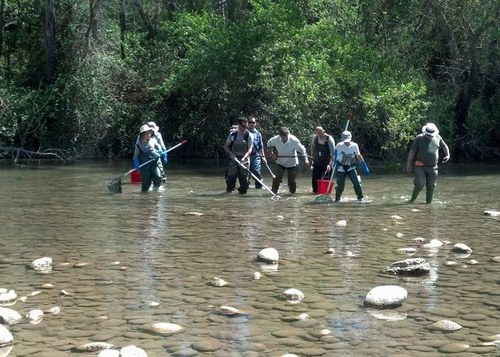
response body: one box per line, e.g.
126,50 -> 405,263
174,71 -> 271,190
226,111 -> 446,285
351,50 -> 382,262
130,170 -> 141,184
317,179 -> 334,194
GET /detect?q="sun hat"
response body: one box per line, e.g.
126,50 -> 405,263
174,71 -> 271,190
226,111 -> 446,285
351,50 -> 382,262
147,121 -> 159,131
422,123 -> 439,137
341,130 -> 352,143
139,124 -> 152,134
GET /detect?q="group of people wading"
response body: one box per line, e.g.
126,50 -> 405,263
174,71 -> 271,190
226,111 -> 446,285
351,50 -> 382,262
130,117 -> 450,204
222,117 -> 450,203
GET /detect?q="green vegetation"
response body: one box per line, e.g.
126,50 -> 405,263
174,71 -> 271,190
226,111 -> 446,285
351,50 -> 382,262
1,0 -> 499,161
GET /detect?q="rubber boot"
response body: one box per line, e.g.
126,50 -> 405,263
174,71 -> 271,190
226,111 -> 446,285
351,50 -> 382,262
408,187 -> 422,203
426,186 -> 435,204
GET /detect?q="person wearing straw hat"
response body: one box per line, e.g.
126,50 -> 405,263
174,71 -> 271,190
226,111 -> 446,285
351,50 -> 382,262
310,126 -> 336,194
334,130 -> 366,202
133,124 -> 164,192
267,126 -> 309,194
406,123 -> 450,203
247,117 -> 267,189
223,117 -> 254,194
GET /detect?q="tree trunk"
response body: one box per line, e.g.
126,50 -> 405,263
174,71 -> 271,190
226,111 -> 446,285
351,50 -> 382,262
0,0 -> 4,59
43,0 -> 57,84
132,0 -> 156,38
119,0 -> 126,59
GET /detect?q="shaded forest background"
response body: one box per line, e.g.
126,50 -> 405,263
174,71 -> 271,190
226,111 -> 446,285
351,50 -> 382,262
0,0 -> 499,162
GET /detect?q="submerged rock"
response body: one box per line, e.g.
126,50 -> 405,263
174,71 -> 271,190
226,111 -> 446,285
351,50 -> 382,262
76,342 -> 114,352
0,289 -> 16,306
282,288 -> 305,304
429,319 -> 462,332
150,322 -> 184,334
386,258 -> 430,276
0,307 -> 22,326
364,285 -> 408,309
483,210 -> 500,217
25,309 -> 44,324
30,257 -> 52,273
0,325 -> 14,347
210,277 -> 228,287
120,345 -> 147,357
451,243 -> 472,254
214,305 -> 246,316
257,248 -> 279,264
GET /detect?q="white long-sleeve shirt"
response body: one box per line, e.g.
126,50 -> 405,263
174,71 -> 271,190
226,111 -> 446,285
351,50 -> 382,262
267,134 -> 308,168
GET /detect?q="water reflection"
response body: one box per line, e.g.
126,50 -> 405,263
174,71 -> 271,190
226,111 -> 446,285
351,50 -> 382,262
0,162 -> 499,356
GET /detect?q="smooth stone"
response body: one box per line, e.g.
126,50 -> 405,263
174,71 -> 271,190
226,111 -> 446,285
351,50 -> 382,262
0,325 -> 14,346
150,322 -> 184,334
386,257 -> 430,276
282,288 -> 305,303
429,319 -> 462,332
76,342 -> 114,352
483,210 -> 500,217
98,350 -> 120,357
422,239 -> 443,249
364,285 -> 408,308
210,277 -> 228,287
0,289 -> 17,305
25,309 -> 44,324
0,307 -> 22,325
335,220 -> 347,227
367,309 -> 407,321
451,243 -> 472,254
120,345 -> 147,357
191,338 -> 222,352
438,343 -> 470,353
257,247 -> 279,264
30,257 -> 53,272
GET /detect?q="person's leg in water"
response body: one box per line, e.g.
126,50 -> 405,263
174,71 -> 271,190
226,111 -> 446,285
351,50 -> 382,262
425,167 -> 438,203
237,163 -> 250,194
347,169 -> 363,200
140,163 -> 153,192
287,166 -> 298,194
408,167 -> 425,203
272,165 -> 285,194
225,160 -> 237,192
335,171 -> 346,201
250,155 -> 263,189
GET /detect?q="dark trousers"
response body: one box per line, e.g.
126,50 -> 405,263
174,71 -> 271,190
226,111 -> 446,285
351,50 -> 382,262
272,165 -> 298,194
335,169 -> 363,201
226,159 -> 249,193
140,162 -> 161,192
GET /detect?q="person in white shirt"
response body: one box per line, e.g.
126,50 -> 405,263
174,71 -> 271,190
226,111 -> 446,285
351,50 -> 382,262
334,130 -> 366,201
267,127 -> 309,194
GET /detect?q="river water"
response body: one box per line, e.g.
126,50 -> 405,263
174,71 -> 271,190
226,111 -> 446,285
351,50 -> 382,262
0,160 -> 499,356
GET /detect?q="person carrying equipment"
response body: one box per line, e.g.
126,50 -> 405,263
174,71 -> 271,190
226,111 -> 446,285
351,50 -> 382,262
310,126 -> 336,193
406,123 -> 450,203
247,117 -> 267,189
223,117 -> 254,194
133,125 -> 165,192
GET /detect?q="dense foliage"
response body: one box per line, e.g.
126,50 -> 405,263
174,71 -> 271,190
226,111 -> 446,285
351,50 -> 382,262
0,0 -> 499,161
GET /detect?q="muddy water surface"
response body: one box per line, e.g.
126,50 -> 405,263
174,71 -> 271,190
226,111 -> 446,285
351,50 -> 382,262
0,161 -> 499,356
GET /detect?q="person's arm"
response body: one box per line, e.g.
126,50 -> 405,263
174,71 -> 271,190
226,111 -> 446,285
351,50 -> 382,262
406,148 -> 416,173
242,133 -> 253,161
133,145 -> 141,169
440,138 -> 450,162
298,141 -> 309,166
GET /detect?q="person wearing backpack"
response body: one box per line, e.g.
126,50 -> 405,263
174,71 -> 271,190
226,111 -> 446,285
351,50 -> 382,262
223,117 -> 254,194
133,125 -> 165,192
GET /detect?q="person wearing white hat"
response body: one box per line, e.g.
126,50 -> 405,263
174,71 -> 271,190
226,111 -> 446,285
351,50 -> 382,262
133,124 -> 164,192
333,130 -> 367,202
147,121 -> 168,181
406,123 -> 450,203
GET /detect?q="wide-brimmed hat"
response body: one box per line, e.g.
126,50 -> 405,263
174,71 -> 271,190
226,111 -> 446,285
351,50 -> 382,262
139,124 -> 152,134
341,130 -> 352,142
147,121 -> 159,131
422,123 -> 439,137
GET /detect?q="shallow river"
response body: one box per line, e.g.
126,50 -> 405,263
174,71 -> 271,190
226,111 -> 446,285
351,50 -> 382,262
0,160 -> 499,356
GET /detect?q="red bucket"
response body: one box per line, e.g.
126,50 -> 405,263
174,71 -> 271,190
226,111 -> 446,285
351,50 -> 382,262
130,170 -> 141,184
317,179 -> 334,194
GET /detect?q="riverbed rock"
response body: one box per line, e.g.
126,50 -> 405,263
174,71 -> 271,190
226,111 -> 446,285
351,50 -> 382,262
97,350 -> 120,357
120,345 -> 147,357
0,307 -> 22,326
386,258 -> 430,276
367,309 -> 407,321
0,325 -> 13,347
214,305 -> 246,316
76,342 -> 114,352
150,322 -> 184,334
25,309 -> 44,324
253,272 -> 262,280
429,319 -> 462,332
422,239 -> 443,249
451,243 -> 472,254
257,248 -> 279,264
483,210 -> 500,217
30,257 -> 52,273
282,288 -> 305,304
364,285 -> 408,309
210,277 -> 228,287
0,289 -> 17,306
335,220 -> 347,227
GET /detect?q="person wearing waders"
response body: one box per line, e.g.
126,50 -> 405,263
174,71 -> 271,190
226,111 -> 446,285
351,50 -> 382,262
310,126 -> 336,193
223,117 -> 254,194
334,131 -> 368,202
406,123 -> 450,203
247,117 -> 267,189
147,121 -> 168,182
133,125 -> 165,192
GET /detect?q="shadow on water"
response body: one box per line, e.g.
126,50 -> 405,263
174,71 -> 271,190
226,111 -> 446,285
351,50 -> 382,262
0,160 -> 500,356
